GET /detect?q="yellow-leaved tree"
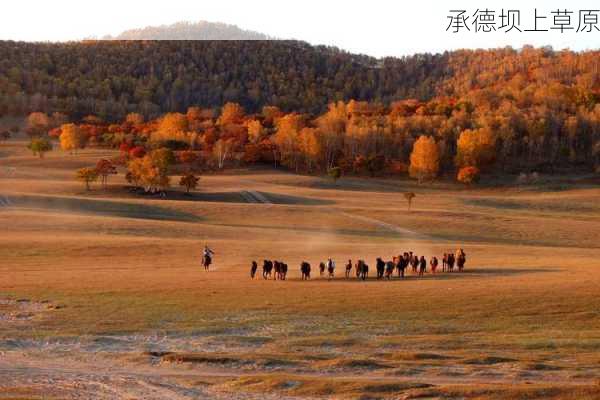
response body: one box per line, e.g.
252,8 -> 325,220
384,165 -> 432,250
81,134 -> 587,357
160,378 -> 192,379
409,135 -> 440,183
59,123 -> 87,154
455,127 -> 496,169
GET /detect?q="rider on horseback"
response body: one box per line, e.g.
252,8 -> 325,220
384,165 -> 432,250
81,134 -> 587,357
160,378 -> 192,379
202,244 -> 215,269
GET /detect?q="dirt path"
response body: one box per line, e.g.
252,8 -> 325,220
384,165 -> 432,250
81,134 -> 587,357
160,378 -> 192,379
0,351 -> 305,400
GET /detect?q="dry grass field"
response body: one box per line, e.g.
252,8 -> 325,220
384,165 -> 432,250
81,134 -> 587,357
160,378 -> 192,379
1,137 -> 600,399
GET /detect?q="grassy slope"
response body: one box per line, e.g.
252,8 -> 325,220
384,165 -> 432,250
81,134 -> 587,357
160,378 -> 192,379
1,139 -> 600,399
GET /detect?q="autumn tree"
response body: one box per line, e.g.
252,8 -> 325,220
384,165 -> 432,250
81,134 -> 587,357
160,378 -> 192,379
177,150 -> 199,171
127,154 -> 170,193
457,166 -> 480,184
217,102 -> 245,126
298,127 -> 320,171
95,159 -> 117,188
129,146 -> 146,159
179,173 -> 199,193
125,112 -> 144,126
149,148 -> 176,174
60,124 -> 87,154
247,120 -> 265,143
25,112 -> 50,137
274,113 -> 305,170
316,102 -> 347,169
77,167 -> 98,191
409,136 -> 440,183
455,128 -> 496,169
27,137 -> 52,158
212,139 -> 234,169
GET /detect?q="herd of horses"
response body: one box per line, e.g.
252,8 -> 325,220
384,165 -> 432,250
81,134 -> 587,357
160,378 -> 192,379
248,250 -> 467,281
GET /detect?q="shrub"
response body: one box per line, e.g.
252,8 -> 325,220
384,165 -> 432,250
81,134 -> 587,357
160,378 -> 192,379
457,166 -> 480,184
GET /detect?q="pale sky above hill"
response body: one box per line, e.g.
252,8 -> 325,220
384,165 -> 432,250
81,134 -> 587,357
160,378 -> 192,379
1,0 -> 599,57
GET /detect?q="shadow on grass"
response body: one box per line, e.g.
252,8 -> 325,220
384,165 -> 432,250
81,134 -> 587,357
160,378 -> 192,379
282,267 -> 559,283
6,193 -> 201,222
119,187 -> 333,206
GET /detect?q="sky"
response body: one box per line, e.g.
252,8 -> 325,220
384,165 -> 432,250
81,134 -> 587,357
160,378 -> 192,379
1,0 -> 599,57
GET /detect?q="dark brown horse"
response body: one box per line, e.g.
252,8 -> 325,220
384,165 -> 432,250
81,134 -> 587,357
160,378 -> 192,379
419,256 -> 427,277
301,261 -> 311,280
385,261 -> 395,279
376,258 -> 385,279
345,260 -> 353,278
280,262 -> 288,280
202,254 -> 212,271
262,260 -> 273,279
456,252 -> 466,272
447,253 -> 456,272
357,260 -> 369,281
250,261 -> 258,279
319,262 -> 326,277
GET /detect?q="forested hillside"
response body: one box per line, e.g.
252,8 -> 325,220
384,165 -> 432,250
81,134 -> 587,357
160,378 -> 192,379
0,40 -> 446,119
3,41 -> 600,180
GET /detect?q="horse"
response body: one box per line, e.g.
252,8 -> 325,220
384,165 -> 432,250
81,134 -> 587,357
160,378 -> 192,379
447,253 -> 455,272
395,253 -> 408,278
395,255 -> 407,279
273,261 -> 279,280
262,260 -> 273,279
300,261 -> 311,280
279,262 -> 288,280
357,260 -> 369,281
345,260 -> 353,278
376,258 -> 385,279
418,256 -> 427,277
250,261 -> 258,279
202,254 -> 212,271
385,261 -> 395,280
456,252 -> 466,272
430,257 -> 438,274
327,261 -> 335,280
411,255 -> 419,274
319,262 -> 326,277
442,253 -> 448,272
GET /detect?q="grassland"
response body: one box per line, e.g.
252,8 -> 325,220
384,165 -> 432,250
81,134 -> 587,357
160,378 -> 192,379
1,138 -> 600,399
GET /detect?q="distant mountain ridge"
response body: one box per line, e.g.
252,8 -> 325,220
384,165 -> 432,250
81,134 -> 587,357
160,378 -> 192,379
102,21 -> 275,40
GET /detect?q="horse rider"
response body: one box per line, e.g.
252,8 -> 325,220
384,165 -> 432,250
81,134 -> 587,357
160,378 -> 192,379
203,244 -> 215,263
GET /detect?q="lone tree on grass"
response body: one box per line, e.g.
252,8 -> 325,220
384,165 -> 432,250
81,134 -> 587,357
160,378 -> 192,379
27,137 -> 52,158
95,159 -> 117,188
328,166 -> 342,184
77,167 -> 98,191
179,173 -> 199,194
404,192 -> 416,211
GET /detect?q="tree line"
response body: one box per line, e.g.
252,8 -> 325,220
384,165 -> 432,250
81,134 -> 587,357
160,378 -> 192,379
5,42 -> 600,188
0,40 -> 444,119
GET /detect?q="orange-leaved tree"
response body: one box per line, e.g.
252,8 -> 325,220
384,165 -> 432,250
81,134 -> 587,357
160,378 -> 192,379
409,135 -> 440,183
60,123 -> 87,154
455,127 -> 496,169
457,166 -> 480,184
